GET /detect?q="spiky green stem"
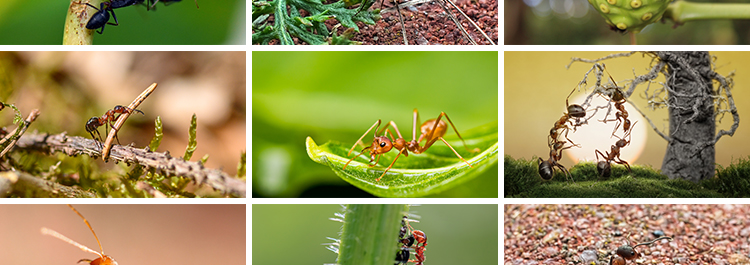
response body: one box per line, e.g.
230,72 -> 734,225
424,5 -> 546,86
338,204 -> 408,265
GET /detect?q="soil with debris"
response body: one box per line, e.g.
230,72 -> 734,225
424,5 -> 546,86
259,0 -> 497,45
504,205 -> 750,265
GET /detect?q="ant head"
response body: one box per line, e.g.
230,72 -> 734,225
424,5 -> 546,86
370,136 -> 393,154
85,117 -> 101,131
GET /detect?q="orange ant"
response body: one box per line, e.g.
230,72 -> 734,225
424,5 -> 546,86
609,236 -> 672,265
596,121 -> 638,178
343,109 -> 478,181
86,105 -> 144,149
41,204 -> 118,265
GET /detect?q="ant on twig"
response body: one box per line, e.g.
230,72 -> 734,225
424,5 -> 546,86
597,66 -> 632,138
41,205 -> 118,265
609,236 -> 673,265
85,2 -> 119,34
344,109 -> 479,182
596,121 -> 637,178
86,105 -> 144,149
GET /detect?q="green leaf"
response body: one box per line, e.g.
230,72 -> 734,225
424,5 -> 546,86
183,114 -> 197,161
306,121 -> 498,197
148,116 -> 163,152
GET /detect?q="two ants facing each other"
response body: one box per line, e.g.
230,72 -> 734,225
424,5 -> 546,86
84,0 -> 199,34
539,66 -> 636,181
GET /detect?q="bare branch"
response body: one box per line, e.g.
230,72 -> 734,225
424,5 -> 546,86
15,132 -> 246,197
0,171 -> 96,198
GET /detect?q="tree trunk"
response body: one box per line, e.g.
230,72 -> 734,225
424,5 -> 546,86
658,51 -> 715,182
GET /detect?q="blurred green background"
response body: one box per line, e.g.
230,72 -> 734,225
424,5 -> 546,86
504,51 -> 750,170
0,0 -> 244,44
252,51 -> 499,198
505,0 -> 750,45
252,204 -> 499,265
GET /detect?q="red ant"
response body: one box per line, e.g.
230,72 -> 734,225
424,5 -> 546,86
539,86 -> 586,182
538,140 -> 576,182
86,105 -> 144,149
344,109 -> 479,181
596,121 -> 638,178
598,66 -> 631,137
609,236 -> 672,265
41,205 -> 118,265
396,216 -> 427,265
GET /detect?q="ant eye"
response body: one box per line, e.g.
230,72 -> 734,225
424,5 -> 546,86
380,142 -> 387,147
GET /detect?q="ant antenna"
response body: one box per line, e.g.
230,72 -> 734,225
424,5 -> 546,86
67,204 -> 105,256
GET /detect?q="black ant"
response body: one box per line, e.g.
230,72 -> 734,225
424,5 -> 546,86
86,105 -> 144,149
609,236 -> 672,265
596,121 -> 637,178
85,2 -> 119,34
343,109 -> 479,182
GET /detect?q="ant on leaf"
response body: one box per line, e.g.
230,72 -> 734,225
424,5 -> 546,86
344,109 -> 480,181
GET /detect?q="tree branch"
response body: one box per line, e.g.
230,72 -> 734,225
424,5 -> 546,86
15,132 -> 246,197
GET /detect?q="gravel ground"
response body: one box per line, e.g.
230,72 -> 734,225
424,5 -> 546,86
504,205 -> 750,265
258,0 -> 498,45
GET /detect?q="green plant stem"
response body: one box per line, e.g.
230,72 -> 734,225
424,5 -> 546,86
63,0 -> 99,45
665,0 -> 750,23
338,204 -> 408,265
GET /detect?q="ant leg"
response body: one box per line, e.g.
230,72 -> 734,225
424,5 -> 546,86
344,146 -> 372,169
438,138 -> 472,168
107,8 -> 119,26
89,130 -> 103,149
412,108 -> 420,142
347,120 -> 381,156
376,151 -> 403,181
379,121 -> 405,141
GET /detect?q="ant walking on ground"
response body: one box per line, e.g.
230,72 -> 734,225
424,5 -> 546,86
86,105 -> 144,149
41,204 -> 118,265
609,235 -> 672,265
343,109 -> 479,182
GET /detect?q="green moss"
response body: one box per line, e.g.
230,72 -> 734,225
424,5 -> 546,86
504,155 -> 727,198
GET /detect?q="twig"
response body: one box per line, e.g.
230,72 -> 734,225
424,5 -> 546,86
16,132 -> 247,197
63,0 -> 97,45
0,171 -> 96,198
0,109 -> 41,158
443,0 -> 494,44
435,0 -> 476,45
102,83 -> 157,161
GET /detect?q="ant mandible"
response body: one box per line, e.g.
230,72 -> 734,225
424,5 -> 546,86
86,105 -> 144,149
596,121 -> 638,178
41,205 -> 119,265
609,236 -> 672,265
343,109 -> 479,182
